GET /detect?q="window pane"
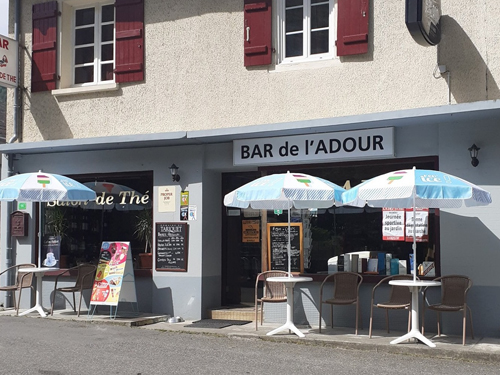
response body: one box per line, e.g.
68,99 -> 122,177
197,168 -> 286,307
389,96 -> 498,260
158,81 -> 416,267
286,33 -> 303,57
75,66 -> 94,84
311,29 -> 328,54
102,4 -> 114,22
75,46 -> 94,65
286,0 -> 303,7
101,63 -> 114,82
311,4 -> 329,29
75,8 -> 95,27
75,27 -> 94,46
101,44 -> 114,61
101,24 -> 114,42
286,8 -> 303,33
311,0 -> 327,4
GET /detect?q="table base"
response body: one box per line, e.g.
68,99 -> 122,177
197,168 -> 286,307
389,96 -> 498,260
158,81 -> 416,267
18,304 -> 50,317
390,328 -> 436,348
267,321 -> 305,338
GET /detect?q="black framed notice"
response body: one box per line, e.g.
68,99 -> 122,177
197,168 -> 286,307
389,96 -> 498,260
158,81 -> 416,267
267,223 -> 303,273
155,222 -> 189,272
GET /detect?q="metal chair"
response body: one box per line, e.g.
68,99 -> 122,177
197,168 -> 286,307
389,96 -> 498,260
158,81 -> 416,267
421,275 -> 474,345
51,264 -> 96,317
319,272 -> 363,334
0,263 -> 36,315
369,274 -> 416,338
255,270 -> 288,330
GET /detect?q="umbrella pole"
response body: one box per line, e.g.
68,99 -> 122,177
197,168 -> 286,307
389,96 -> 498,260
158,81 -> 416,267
288,205 -> 291,277
412,191 -> 417,282
38,203 -> 42,267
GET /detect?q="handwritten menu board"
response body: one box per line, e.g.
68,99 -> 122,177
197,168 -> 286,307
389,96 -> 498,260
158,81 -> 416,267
156,222 -> 188,272
267,223 -> 303,273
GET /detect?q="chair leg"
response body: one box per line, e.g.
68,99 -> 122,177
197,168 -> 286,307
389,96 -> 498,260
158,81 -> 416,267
436,311 -> 441,336
255,301 -> 258,331
72,292 -> 77,313
355,303 -> 359,335
468,306 -> 474,340
330,305 -> 333,329
407,308 -> 411,333
260,302 -> 264,326
462,309 -> 466,346
368,304 -> 374,338
51,289 -> 56,316
78,291 -> 84,317
385,309 -> 389,333
15,289 -> 21,316
318,303 -> 322,333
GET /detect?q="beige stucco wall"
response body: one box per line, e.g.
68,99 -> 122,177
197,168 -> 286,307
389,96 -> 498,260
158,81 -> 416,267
6,0 -> 500,142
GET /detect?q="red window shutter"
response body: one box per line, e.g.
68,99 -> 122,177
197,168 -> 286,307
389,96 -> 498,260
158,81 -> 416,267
31,1 -> 58,93
336,0 -> 369,56
244,0 -> 272,67
115,0 -> 144,83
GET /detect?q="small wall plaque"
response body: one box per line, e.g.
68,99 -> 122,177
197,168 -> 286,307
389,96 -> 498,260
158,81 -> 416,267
11,211 -> 29,237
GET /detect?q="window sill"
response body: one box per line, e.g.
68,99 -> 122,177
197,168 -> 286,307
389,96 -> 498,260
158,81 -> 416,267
52,83 -> 120,97
270,58 -> 340,73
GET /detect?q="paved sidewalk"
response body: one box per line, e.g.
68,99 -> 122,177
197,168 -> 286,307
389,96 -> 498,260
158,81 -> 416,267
3,307 -> 500,364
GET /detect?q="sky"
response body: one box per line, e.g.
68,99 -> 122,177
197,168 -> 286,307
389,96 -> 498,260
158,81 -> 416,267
0,0 -> 8,35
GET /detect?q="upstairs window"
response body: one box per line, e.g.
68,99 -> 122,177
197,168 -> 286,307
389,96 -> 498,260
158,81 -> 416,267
280,0 -> 335,63
243,0 -> 369,67
32,0 -> 144,93
73,4 -> 115,85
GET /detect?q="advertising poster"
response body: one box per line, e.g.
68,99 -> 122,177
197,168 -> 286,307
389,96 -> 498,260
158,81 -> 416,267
180,191 -> 189,221
242,220 -> 259,243
158,186 -> 176,212
382,208 -> 405,241
41,235 -> 61,268
405,208 -> 429,242
91,242 -> 129,306
0,34 -> 18,88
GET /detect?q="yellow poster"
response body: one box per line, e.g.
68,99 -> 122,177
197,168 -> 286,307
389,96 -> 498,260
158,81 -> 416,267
91,242 -> 129,306
242,220 -> 260,243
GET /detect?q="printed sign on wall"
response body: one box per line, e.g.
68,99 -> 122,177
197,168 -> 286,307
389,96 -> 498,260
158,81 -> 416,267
0,35 -> 18,88
382,208 -> 405,241
405,208 -> 429,242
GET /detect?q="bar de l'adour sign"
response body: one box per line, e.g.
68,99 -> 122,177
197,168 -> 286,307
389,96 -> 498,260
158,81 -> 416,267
233,127 -> 394,166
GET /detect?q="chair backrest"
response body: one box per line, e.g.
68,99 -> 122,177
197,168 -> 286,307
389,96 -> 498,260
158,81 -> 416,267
16,263 -> 36,289
332,272 -> 363,300
76,264 -> 97,290
437,275 -> 472,307
387,275 -> 414,304
256,270 -> 288,300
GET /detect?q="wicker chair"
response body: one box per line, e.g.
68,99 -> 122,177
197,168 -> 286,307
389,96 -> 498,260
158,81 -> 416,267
319,272 -> 363,334
0,263 -> 36,315
369,274 -> 416,338
421,275 -> 474,345
255,270 -> 289,330
51,264 -> 96,317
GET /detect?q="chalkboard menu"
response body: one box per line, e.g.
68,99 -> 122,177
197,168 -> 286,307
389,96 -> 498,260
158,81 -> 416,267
156,222 -> 189,272
267,223 -> 303,273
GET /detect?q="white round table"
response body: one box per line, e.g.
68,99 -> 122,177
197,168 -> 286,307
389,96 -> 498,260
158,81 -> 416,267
388,279 -> 441,347
18,267 -> 59,317
265,276 -> 312,338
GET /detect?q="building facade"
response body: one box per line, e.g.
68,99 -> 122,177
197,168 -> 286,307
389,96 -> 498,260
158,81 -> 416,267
1,0 -> 500,337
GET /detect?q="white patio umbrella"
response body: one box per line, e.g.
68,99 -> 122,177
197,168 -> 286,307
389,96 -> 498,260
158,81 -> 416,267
341,167 -> 492,281
0,171 -> 97,267
224,171 -> 345,275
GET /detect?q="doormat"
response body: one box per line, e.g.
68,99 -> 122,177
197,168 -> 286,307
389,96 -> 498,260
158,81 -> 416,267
184,319 -> 251,329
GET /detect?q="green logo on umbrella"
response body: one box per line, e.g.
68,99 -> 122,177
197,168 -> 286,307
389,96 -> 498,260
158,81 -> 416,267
387,171 -> 406,184
37,174 -> 50,188
293,174 -> 311,187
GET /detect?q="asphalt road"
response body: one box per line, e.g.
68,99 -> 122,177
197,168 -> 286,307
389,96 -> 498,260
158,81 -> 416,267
0,317 -> 498,375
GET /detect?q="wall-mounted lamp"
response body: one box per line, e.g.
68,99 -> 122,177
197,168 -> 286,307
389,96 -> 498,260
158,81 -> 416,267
468,144 -> 480,167
170,164 -> 180,182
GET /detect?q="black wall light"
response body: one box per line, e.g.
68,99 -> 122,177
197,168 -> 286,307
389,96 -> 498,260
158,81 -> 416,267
170,164 -> 180,182
468,144 -> 480,167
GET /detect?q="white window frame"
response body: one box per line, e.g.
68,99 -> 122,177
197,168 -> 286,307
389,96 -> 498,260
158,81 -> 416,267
276,0 -> 336,64
72,2 -> 115,87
